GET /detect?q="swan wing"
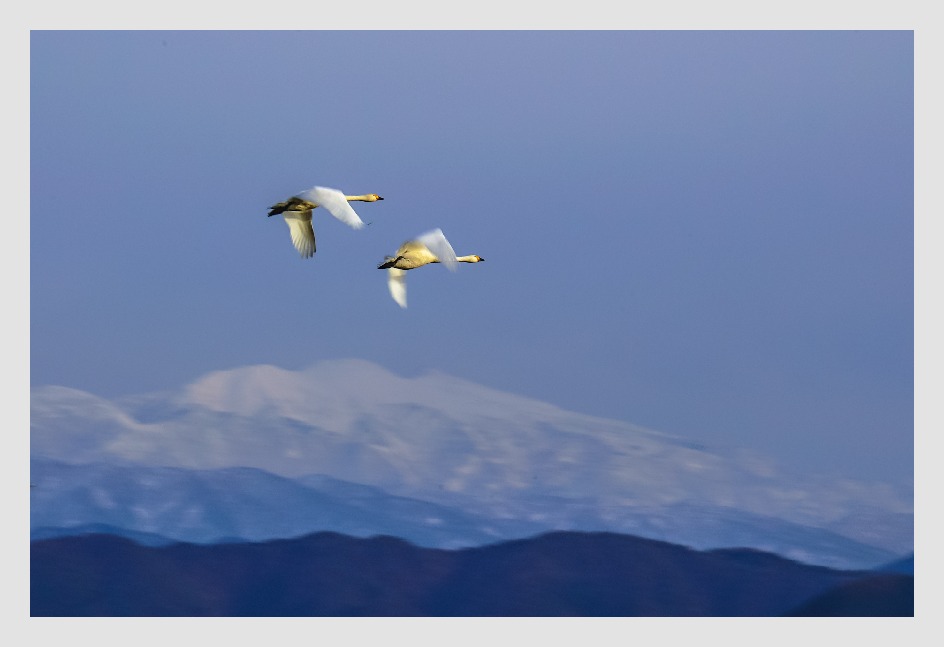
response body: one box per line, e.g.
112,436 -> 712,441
296,186 -> 366,230
416,228 -> 458,271
282,211 -> 316,258
387,268 -> 408,308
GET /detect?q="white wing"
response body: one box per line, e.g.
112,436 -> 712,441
415,228 -> 458,271
296,186 -> 366,230
387,268 -> 408,308
282,211 -> 315,258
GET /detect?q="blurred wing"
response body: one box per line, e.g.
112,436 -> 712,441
416,228 -> 458,271
387,268 -> 408,308
297,186 -> 366,230
282,211 -> 316,258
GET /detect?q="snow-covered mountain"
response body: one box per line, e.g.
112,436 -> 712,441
29,457 -> 548,548
30,358 -> 913,567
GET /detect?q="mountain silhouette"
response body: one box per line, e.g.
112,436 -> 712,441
30,530 -> 909,616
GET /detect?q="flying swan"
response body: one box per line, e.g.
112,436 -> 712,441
267,185 -> 384,258
377,228 -> 484,308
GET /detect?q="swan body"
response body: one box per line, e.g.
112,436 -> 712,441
378,228 -> 484,308
268,185 -> 383,258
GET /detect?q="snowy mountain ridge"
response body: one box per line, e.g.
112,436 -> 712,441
30,358 -> 913,562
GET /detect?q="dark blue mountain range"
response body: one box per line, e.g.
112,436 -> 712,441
30,530 -> 912,617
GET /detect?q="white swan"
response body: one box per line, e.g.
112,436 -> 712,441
377,228 -> 484,308
267,186 -> 384,258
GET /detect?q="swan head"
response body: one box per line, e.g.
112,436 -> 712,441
364,194 -> 384,202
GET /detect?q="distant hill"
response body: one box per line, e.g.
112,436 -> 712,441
30,530 -> 908,617
30,523 -> 176,547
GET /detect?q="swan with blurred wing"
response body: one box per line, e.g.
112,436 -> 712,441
377,228 -> 484,308
268,185 -> 383,258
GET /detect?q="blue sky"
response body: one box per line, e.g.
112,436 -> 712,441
29,30 -> 913,489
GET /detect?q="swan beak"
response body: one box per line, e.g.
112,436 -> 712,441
377,196 -> 385,201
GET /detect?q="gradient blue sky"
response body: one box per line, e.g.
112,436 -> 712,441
29,30 -> 914,489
